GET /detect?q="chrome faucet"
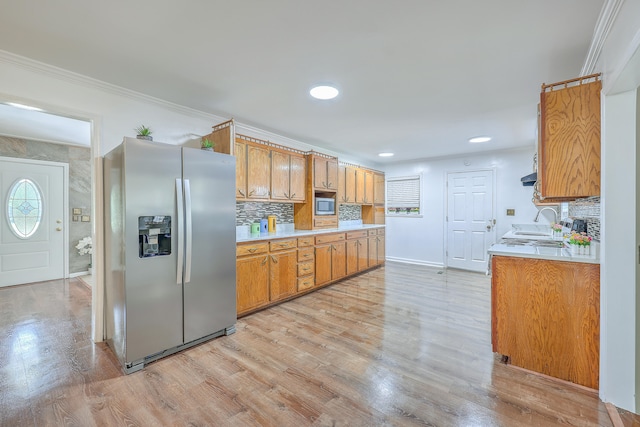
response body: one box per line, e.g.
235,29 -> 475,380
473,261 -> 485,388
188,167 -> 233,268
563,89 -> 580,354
534,206 -> 558,223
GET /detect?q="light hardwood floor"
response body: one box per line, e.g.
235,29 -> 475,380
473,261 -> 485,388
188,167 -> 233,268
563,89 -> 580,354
1,262 -> 639,426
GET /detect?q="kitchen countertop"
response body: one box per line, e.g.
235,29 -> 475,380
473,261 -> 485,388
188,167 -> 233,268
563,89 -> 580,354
488,224 -> 599,264
236,223 -> 384,243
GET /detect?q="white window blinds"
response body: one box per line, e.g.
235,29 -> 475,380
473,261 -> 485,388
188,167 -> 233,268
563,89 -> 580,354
386,175 -> 421,215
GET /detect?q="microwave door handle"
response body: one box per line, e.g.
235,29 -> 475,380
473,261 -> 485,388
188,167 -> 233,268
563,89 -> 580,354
176,179 -> 184,284
184,179 -> 192,284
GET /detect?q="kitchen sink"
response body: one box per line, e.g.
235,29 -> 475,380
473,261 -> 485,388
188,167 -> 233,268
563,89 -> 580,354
512,231 -> 551,237
500,238 -> 565,248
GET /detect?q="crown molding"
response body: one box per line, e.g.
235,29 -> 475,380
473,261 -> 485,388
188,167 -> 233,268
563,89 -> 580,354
0,49 -> 222,122
581,0 -> 625,76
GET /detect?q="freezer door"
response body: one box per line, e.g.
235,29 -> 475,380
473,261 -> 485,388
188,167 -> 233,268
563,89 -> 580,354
123,138 -> 184,363
182,148 -> 237,342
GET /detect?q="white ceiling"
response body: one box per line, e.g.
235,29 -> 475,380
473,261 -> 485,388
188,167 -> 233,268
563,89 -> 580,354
0,0 -> 604,165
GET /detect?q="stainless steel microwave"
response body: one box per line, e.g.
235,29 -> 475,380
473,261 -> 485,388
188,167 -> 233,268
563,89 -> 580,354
315,197 -> 335,215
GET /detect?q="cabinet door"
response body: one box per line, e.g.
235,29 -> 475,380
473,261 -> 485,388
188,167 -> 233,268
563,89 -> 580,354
355,168 -> 366,204
345,166 -> 357,203
235,141 -> 247,199
247,144 -> 271,199
376,236 -> 385,265
269,250 -> 298,301
326,159 -> 338,191
313,157 -> 328,190
357,238 -> 369,271
368,236 -> 378,266
271,150 -> 291,201
346,239 -> 359,276
315,244 -> 333,286
364,170 -> 374,205
374,173 -> 385,204
236,254 -> 269,314
331,241 -> 347,280
337,165 -> 347,203
289,154 -> 306,202
539,79 -> 601,199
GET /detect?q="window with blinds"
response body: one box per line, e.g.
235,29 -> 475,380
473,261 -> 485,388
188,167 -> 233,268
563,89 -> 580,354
386,175 -> 421,216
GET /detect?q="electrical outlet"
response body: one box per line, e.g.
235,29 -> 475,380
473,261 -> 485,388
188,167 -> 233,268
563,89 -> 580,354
506,209 -> 515,216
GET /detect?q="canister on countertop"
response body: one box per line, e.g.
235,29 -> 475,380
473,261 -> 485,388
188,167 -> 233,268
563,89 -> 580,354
251,222 -> 260,234
268,215 -> 276,232
260,218 -> 268,234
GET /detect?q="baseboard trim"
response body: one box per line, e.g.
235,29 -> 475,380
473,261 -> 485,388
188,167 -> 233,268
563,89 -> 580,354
385,257 -> 443,268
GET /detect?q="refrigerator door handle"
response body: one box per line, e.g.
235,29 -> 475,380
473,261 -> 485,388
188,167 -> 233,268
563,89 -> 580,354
176,178 -> 184,284
184,179 -> 192,283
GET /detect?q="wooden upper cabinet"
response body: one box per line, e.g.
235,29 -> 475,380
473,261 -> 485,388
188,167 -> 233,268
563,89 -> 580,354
337,164 -> 357,204
355,169 -> 373,204
312,155 -> 338,191
272,150 -> 306,202
374,172 -> 385,204
235,140 -> 248,200
246,143 -> 271,200
538,74 -> 601,200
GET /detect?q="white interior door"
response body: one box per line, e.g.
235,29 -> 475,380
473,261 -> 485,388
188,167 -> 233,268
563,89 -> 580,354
0,158 -> 67,287
446,170 -> 495,272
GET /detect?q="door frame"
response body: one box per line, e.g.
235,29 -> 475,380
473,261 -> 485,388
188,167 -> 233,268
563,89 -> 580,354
443,167 -> 497,270
0,156 -> 69,281
0,92 -> 103,343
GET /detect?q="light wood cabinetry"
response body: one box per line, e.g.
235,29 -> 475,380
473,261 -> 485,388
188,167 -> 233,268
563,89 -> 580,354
312,154 -> 338,191
246,143 -> 271,200
537,74 -> 601,201
315,233 -> 347,286
346,230 -> 369,275
235,139 -> 247,199
374,172 -> 385,205
271,149 -> 306,202
236,242 -> 270,314
337,164 -> 357,204
367,228 -> 385,266
236,228 -> 384,317
491,255 -> 599,389
202,119 -> 235,156
355,168 -> 374,205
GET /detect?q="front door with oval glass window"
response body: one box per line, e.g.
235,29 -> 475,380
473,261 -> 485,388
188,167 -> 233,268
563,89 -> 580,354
0,158 -> 66,287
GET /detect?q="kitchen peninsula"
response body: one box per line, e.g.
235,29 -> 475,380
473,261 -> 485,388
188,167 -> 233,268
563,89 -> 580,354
489,230 -> 600,389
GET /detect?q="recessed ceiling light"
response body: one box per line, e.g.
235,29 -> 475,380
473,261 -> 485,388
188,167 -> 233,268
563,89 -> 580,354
310,85 -> 339,100
469,136 -> 492,143
6,102 -> 43,112
378,152 -> 394,157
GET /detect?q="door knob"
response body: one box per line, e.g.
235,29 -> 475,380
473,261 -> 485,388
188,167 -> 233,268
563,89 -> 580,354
56,227 -> 62,231
56,219 -> 62,224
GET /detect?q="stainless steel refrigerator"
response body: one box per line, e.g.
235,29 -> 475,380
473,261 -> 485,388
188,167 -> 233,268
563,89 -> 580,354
103,137 -> 236,374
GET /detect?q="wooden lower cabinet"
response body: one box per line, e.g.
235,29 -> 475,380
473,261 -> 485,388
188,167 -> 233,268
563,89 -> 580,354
491,255 -> 600,389
236,254 -> 269,314
237,228 -> 384,317
269,249 -> 297,301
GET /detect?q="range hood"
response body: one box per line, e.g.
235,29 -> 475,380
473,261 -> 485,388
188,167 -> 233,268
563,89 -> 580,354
520,172 -> 537,186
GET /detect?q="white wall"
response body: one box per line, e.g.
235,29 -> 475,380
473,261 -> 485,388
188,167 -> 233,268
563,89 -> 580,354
601,89 -> 637,411
383,147 -> 541,266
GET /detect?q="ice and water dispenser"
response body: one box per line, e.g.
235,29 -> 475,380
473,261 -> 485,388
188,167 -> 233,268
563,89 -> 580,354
138,216 -> 171,258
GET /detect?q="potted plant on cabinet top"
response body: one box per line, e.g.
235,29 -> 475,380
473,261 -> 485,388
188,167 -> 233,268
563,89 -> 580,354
201,138 -> 214,151
135,125 -> 153,141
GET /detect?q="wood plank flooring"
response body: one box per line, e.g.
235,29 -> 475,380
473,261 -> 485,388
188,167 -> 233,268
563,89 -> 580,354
1,262 -> 639,426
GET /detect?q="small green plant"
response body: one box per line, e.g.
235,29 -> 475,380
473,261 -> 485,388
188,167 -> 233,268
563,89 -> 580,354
201,138 -> 214,149
134,125 -> 152,136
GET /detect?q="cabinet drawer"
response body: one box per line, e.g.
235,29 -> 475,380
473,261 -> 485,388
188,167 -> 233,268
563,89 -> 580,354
297,261 -> 314,277
297,276 -> 314,291
298,247 -> 314,262
368,229 -> 378,237
298,236 -> 314,247
377,228 -> 385,236
270,239 -> 297,252
315,233 -> 346,245
313,217 -> 338,228
236,242 -> 269,257
346,230 -> 368,239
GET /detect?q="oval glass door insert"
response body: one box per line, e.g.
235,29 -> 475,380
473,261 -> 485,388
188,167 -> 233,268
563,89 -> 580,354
7,178 -> 43,239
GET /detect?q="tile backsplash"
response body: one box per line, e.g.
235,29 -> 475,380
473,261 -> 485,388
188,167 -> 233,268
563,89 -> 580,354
235,201 -> 363,226
567,196 -> 600,240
